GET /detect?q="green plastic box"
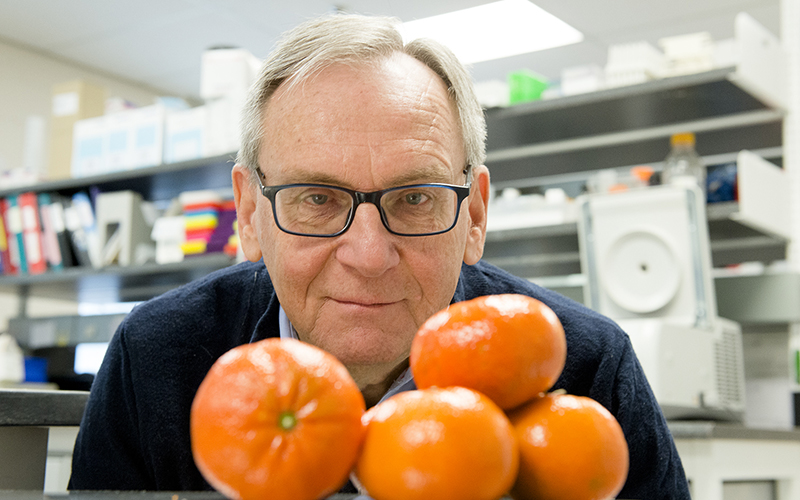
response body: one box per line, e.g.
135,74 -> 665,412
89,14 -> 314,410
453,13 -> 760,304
508,69 -> 549,104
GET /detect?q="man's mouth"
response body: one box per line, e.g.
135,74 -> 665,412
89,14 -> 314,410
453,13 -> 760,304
331,298 -> 398,307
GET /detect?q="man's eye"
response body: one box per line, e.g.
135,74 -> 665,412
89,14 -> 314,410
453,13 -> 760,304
404,192 -> 427,205
308,194 -> 329,205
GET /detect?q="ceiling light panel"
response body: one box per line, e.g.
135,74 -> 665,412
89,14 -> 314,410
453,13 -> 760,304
398,0 -> 584,64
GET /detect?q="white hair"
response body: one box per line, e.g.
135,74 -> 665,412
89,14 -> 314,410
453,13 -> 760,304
236,14 -> 486,182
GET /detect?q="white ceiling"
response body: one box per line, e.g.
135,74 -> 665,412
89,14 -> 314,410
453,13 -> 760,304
0,0 -> 782,100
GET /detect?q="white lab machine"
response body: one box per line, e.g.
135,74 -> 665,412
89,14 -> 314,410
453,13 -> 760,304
577,183 -> 746,421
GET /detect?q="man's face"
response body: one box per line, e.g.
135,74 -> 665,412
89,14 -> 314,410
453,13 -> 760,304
234,53 -> 488,373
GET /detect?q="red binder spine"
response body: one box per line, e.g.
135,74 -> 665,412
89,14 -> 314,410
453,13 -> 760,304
18,192 -> 47,274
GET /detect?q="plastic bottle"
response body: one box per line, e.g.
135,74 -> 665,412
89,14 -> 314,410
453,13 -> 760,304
0,333 -> 24,384
661,132 -> 706,193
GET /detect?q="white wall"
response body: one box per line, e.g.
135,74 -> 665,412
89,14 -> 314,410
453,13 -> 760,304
0,38 -> 166,330
0,37 -> 164,173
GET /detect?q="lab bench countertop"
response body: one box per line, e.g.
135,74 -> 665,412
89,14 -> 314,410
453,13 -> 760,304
0,388 -> 89,426
0,494 -> 226,500
0,494 -> 365,500
668,420 -> 800,441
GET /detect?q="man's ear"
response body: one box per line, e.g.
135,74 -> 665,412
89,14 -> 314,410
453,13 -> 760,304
463,164 -> 490,265
232,165 -> 264,262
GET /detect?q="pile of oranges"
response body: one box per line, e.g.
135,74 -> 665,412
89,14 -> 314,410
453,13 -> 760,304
191,294 -> 630,500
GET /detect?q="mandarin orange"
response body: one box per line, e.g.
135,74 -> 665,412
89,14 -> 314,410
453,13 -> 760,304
410,294 -> 567,410
355,386 -> 519,500
508,392 -> 629,500
190,338 -> 366,500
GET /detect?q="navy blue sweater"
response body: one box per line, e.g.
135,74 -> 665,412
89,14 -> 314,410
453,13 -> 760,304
69,260 -> 690,499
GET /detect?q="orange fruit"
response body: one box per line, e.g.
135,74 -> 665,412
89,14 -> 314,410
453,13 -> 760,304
355,386 -> 519,500
410,294 -> 567,410
508,392 -> 629,500
190,338 -> 366,500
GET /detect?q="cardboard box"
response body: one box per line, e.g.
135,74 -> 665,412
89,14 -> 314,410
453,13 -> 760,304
48,80 -> 107,180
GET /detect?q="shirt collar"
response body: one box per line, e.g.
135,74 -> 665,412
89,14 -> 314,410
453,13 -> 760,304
278,306 -> 299,340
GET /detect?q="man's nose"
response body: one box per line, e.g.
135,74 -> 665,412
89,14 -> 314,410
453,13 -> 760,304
334,203 -> 400,277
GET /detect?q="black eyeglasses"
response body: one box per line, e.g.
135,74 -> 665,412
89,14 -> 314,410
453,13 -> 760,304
255,168 -> 472,237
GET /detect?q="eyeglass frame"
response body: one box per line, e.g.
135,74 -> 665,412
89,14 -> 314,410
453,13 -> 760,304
254,166 -> 473,237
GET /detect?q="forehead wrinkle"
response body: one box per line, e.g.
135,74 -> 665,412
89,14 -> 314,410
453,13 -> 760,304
405,86 -> 462,171
321,114 -> 456,171
367,139 -> 379,187
415,70 -> 459,137
274,159 -> 453,189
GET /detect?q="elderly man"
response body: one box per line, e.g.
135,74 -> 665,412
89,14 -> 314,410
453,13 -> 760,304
70,13 -> 690,499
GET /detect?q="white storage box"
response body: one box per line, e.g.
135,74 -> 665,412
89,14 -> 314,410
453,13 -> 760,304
151,216 -> 185,264
87,105 -> 165,173
659,32 -> 716,77
104,110 -> 134,172
200,48 -> 261,100
604,41 -> 665,87
561,64 -> 604,96
204,94 -> 244,157
71,116 -> 107,178
164,106 -> 206,164
474,79 -> 510,108
128,105 -> 165,169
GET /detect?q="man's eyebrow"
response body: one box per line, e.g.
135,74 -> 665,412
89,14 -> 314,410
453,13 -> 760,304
280,171 -> 345,185
385,165 -> 458,186
277,164 -> 459,188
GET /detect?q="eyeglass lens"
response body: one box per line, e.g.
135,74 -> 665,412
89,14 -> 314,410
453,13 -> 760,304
273,185 -> 461,236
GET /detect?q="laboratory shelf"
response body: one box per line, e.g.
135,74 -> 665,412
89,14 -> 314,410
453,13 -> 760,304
482,62 -> 787,300
0,152 -> 236,202
715,271 -> 800,325
669,420 -> 800,440
0,153 -> 239,307
483,66 -> 784,185
483,199 -> 787,280
0,253 -> 236,304
519,271 -> 800,327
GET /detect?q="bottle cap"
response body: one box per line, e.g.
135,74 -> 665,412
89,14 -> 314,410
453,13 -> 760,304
630,165 -> 654,183
670,132 -> 695,146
